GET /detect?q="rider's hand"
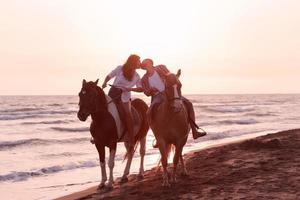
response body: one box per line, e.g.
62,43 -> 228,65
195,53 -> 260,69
149,87 -> 159,95
123,87 -> 131,92
118,87 -> 130,92
102,82 -> 107,89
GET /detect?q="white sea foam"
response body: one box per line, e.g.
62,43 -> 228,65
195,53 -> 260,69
0,160 -> 99,182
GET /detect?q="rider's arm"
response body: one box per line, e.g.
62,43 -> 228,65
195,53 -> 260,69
101,75 -> 111,89
143,87 -> 159,96
102,66 -> 122,88
128,75 -> 144,93
129,87 -> 144,93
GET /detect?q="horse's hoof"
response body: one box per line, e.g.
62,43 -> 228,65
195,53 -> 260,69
162,181 -> 171,187
181,171 -> 189,177
156,166 -> 162,173
105,183 -> 113,191
171,176 -> 177,183
120,176 -> 128,184
137,174 -> 144,180
97,183 -> 105,190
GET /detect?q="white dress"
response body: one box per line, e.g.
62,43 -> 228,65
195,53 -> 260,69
108,65 -> 141,102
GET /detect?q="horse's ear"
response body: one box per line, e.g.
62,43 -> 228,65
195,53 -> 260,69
176,69 -> 181,78
95,79 -> 99,85
82,79 -> 86,86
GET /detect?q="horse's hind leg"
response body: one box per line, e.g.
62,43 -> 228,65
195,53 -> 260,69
172,146 -> 183,183
138,136 -> 146,180
107,148 -> 116,189
121,142 -> 134,183
96,144 -> 107,189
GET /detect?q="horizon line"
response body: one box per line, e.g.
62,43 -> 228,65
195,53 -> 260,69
1,93 -> 300,96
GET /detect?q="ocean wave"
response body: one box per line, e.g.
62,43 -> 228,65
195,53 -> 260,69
0,137 -> 88,151
218,119 -> 258,125
68,102 -> 78,105
40,152 -> 86,158
0,160 -> 99,182
28,110 -> 76,115
0,107 -> 44,113
21,120 -> 72,125
244,112 -> 275,117
202,130 -> 243,141
201,128 -> 270,142
50,127 -> 89,132
0,114 -> 45,120
47,103 -> 63,107
203,106 -> 255,113
0,110 -> 77,120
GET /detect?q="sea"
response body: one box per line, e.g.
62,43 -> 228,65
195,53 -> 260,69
0,94 -> 299,200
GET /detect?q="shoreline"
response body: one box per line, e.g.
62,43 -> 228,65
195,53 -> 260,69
56,129 -> 300,200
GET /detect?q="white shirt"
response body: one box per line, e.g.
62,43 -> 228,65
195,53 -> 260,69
108,65 -> 141,102
148,71 -> 165,93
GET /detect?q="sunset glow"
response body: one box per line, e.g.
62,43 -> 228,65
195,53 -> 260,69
0,0 -> 299,94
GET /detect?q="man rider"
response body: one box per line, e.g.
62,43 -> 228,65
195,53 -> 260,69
127,58 -> 206,144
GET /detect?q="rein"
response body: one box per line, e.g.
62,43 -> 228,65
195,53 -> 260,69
168,97 -> 182,101
107,95 -> 122,105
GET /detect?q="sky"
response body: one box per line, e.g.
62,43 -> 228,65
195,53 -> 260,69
0,0 -> 299,95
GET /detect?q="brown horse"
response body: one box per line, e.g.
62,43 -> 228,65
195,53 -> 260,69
77,79 -> 149,189
150,70 -> 190,187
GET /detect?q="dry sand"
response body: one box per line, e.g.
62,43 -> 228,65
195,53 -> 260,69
56,129 -> 300,200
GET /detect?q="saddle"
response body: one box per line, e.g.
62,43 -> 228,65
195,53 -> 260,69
116,102 -> 143,139
106,101 -> 141,143
115,102 -> 127,139
149,98 -> 191,125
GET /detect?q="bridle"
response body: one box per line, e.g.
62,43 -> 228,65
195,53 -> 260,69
165,83 -> 182,103
80,85 -> 108,115
168,97 -> 182,101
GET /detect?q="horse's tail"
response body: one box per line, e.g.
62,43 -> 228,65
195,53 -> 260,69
166,144 -> 175,159
156,144 -> 175,168
123,98 -> 149,161
132,98 -> 149,141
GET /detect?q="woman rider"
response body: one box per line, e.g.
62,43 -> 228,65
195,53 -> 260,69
101,54 -> 143,150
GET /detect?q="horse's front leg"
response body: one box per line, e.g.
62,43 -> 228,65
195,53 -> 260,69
121,142 -> 134,183
158,140 -> 170,187
180,154 -> 188,176
96,144 -> 107,189
107,148 -> 116,189
172,146 -> 183,183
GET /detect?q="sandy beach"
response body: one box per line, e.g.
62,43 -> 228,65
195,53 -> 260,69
56,129 -> 300,200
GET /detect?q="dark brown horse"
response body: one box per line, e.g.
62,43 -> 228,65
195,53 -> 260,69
150,70 -> 190,187
77,79 -> 149,189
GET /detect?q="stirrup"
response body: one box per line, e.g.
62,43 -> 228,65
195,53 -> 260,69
193,131 -> 206,139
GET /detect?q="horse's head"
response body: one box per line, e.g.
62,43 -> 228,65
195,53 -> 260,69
77,79 -> 107,121
164,69 -> 183,112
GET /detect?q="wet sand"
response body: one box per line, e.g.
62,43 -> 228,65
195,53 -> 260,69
56,129 -> 300,200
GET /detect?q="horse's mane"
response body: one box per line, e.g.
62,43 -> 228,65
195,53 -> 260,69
87,82 -> 108,110
95,86 -> 108,109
